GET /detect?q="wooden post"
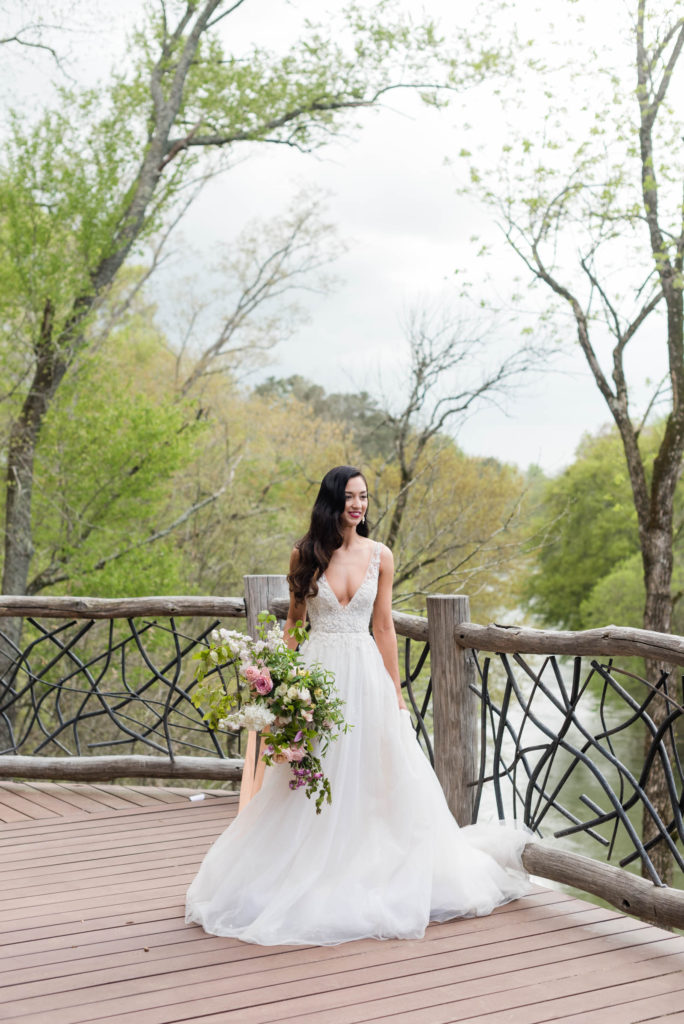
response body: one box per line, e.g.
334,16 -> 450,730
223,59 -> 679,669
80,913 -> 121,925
243,574 -> 289,640
427,594 -> 478,826
239,575 -> 290,813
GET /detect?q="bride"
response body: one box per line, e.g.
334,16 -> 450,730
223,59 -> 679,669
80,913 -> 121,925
185,465 -> 532,946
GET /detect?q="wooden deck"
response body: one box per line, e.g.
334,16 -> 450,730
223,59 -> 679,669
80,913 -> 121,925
0,783 -> 683,1024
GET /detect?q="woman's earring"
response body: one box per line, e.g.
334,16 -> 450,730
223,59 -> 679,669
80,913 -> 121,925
362,514 -> 366,524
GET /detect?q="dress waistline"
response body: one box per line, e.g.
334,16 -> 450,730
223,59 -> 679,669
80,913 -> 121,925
307,630 -> 372,639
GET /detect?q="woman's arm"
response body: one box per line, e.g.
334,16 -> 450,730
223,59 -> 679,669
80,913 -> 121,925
283,547 -> 307,651
372,545 -> 407,711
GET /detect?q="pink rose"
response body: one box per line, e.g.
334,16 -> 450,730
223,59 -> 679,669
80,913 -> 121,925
243,665 -> 260,683
254,674 -> 273,695
285,745 -> 306,763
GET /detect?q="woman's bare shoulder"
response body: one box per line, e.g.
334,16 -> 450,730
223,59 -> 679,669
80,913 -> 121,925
289,545 -> 302,570
376,542 -> 394,569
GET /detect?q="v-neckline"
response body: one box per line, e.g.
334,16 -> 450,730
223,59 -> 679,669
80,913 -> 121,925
321,543 -> 377,610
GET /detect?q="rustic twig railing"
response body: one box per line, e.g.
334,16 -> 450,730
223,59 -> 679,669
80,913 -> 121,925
471,651 -> 683,880
457,620 -> 684,929
0,587 -> 434,783
0,582 -> 682,927
0,597 -> 248,782
457,621 -> 684,665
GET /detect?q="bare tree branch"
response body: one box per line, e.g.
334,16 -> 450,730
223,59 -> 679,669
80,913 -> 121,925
27,486 -> 228,594
177,196 -> 340,396
165,82 -> 458,157
206,0 -> 250,29
0,30 -> 59,59
377,301 -> 536,552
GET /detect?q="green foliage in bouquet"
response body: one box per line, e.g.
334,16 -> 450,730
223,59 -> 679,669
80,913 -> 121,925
192,613 -> 350,812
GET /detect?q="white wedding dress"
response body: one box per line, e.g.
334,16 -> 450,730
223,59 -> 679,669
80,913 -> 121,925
186,542 -> 532,945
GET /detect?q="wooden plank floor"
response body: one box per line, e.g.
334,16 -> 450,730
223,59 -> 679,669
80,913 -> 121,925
0,784 -> 683,1024
0,779 -> 231,823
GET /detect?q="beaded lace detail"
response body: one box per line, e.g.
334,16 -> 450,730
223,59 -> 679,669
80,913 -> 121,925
308,542 -> 382,636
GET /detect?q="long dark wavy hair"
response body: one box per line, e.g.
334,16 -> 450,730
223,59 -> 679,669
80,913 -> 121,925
288,465 -> 369,601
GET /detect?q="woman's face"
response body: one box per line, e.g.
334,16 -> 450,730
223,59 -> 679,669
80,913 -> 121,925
340,475 -> 368,529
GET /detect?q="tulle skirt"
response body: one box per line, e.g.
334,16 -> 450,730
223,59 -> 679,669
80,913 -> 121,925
185,632 -> 532,945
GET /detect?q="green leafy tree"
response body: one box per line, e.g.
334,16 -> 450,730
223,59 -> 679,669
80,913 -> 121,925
465,1 -> 684,638
523,428 -> 641,629
170,383 -> 359,595
0,185 -> 340,601
0,0 -> 506,709
254,375 -> 396,462
578,553 -> 684,633
370,437 -> 528,620
460,0 -> 684,880
254,371 -> 530,619
373,303 -> 535,554
26,308 -> 204,597
0,0 -> 481,603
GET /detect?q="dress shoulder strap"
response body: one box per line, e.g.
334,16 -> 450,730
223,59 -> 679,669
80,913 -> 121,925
370,540 -> 382,572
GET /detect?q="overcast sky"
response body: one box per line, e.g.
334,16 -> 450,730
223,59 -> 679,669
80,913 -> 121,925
1,0 -> 670,473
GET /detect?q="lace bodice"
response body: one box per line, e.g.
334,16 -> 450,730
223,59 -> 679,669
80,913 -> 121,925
307,542 -> 382,636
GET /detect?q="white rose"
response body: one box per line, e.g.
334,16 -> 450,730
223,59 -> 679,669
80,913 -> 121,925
287,685 -> 299,700
240,704 -> 276,731
298,687 -> 311,703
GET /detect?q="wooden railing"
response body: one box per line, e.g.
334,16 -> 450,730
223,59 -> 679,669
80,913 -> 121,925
268,580 -> 684,930
0,577 -> 682,928
454,621 -> 684,931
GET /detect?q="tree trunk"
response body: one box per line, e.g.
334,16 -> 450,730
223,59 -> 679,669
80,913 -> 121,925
0,301 -> 67,749
385,468 -> 410,550
0,12 -> 208,746
641,527 -> 675,885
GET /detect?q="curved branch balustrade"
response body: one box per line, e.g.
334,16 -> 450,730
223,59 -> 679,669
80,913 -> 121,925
401,636 -> 433,764
0,593 -> 432,780
0,589 -> 682,927
471,652 -> 684,888
0,604 -> 247,769
455,622 -> 684,893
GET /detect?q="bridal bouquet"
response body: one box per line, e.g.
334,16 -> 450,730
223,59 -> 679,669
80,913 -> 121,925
191,612 -> 349,813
